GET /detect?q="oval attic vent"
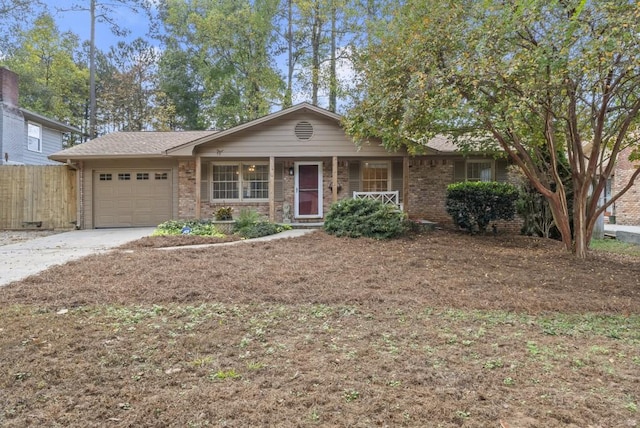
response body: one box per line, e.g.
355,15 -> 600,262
294,121 -> 314,140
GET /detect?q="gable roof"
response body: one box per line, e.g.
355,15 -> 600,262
49,131 -> 217,161
165,102 -> 341,155
48,103 -> 466,161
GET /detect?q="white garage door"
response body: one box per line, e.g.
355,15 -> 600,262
93,170 -> 172,228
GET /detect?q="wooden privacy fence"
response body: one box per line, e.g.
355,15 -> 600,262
0,165 -> 77,230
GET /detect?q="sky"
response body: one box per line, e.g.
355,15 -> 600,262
42,0 -> 156,51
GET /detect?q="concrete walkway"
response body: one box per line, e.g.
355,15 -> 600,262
0,228 -> 154,287
0,228 -> 317,287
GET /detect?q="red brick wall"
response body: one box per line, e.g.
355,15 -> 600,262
0,67 -> 19,106
612,147 -> 640,225
407,158 -> 453,224
178,160 -> 196,219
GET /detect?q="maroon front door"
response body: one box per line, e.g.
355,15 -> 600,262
295,162 -> 322,218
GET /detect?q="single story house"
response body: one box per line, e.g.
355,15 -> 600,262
0,67 -> 81,165
50,103 -> 511,229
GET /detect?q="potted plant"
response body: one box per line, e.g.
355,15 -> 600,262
212,206 -> 234,233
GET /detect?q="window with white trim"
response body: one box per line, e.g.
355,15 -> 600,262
27,123 -> 42,152
362,161 -> 389,192
211,162 -> 269,201
466,160 -> 493,182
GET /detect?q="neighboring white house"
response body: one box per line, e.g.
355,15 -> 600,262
0,67 -> 81,165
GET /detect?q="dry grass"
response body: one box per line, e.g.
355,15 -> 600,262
1,230 -> 639,427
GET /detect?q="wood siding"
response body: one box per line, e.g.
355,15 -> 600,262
0,165 -> 76,229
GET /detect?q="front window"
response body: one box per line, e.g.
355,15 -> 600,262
211,162 -> 269,201
27,123 -> 41,152
466,161 -> 493,182
362,161 -> 389,192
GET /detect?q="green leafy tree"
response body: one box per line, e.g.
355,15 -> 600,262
1,13 -> 88,137
156,43 -> 208,130
344,0 -> 640,258
158,0 -> 284,129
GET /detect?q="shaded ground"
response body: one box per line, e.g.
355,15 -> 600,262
0,230 -> 63,246
1,230 -> 639,427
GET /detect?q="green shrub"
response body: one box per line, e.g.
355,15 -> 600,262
233,209 -> 262,231
235,222 -> 291,239
445,181 -> 518,234
324,198 -> 407,239
153,219 -> 225,237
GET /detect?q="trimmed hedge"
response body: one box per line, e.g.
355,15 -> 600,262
324,198 -> 406,239
446,181 -> 518,234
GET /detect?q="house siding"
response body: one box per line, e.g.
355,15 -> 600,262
0,104 -> 24,164
193,111 -> 398,158
21,123 -> 64,165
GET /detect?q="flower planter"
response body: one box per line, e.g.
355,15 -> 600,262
212,220 -> 235,234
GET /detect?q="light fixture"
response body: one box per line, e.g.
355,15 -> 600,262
288,166 -> 294,176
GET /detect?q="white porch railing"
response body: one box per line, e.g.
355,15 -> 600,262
353,191 -> 401,210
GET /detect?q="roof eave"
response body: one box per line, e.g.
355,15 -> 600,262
21,109 -> 82,134
48,153 -> 171,161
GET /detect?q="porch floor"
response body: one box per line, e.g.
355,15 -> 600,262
284,222 -> 324,229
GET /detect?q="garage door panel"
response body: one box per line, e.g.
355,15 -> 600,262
94,169 -> 172,228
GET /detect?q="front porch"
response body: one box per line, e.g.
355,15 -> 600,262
188,156 -> 411,223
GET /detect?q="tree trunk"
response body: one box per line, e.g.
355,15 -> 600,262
573,200 -> 588,259
546,192 -> 573,252
329,1 -> 337,112
311,3 -> 322,106
89,0 -> 97,139
284,0 -> 293,108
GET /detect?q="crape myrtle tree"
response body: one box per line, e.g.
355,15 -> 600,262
343,0 -> 640,259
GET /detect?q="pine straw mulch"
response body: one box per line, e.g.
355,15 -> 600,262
119,233 -> 243,249
1,230 -> 639,427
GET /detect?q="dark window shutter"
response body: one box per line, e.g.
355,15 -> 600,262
454,160 -> 466,182
495,159 -> 509,182
391,159 -> 403,202
201,163 -> 209,202
274,162 -> 284,202
349,161 -> 360,195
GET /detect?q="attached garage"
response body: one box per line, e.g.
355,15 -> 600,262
93,169 -> 172,228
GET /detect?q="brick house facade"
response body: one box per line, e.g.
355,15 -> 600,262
52,103 -> 520,229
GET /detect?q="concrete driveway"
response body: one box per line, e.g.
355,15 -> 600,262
0,228 -> 154,287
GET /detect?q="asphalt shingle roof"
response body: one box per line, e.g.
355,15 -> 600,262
50,131 -> 217,159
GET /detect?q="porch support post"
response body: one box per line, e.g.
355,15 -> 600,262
402,156 -> 409,213
332,156 -> 338,203
195,154 -> 202,219
269,156 -> 275,222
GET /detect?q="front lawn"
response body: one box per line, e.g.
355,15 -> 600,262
1,231 -> 639,427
